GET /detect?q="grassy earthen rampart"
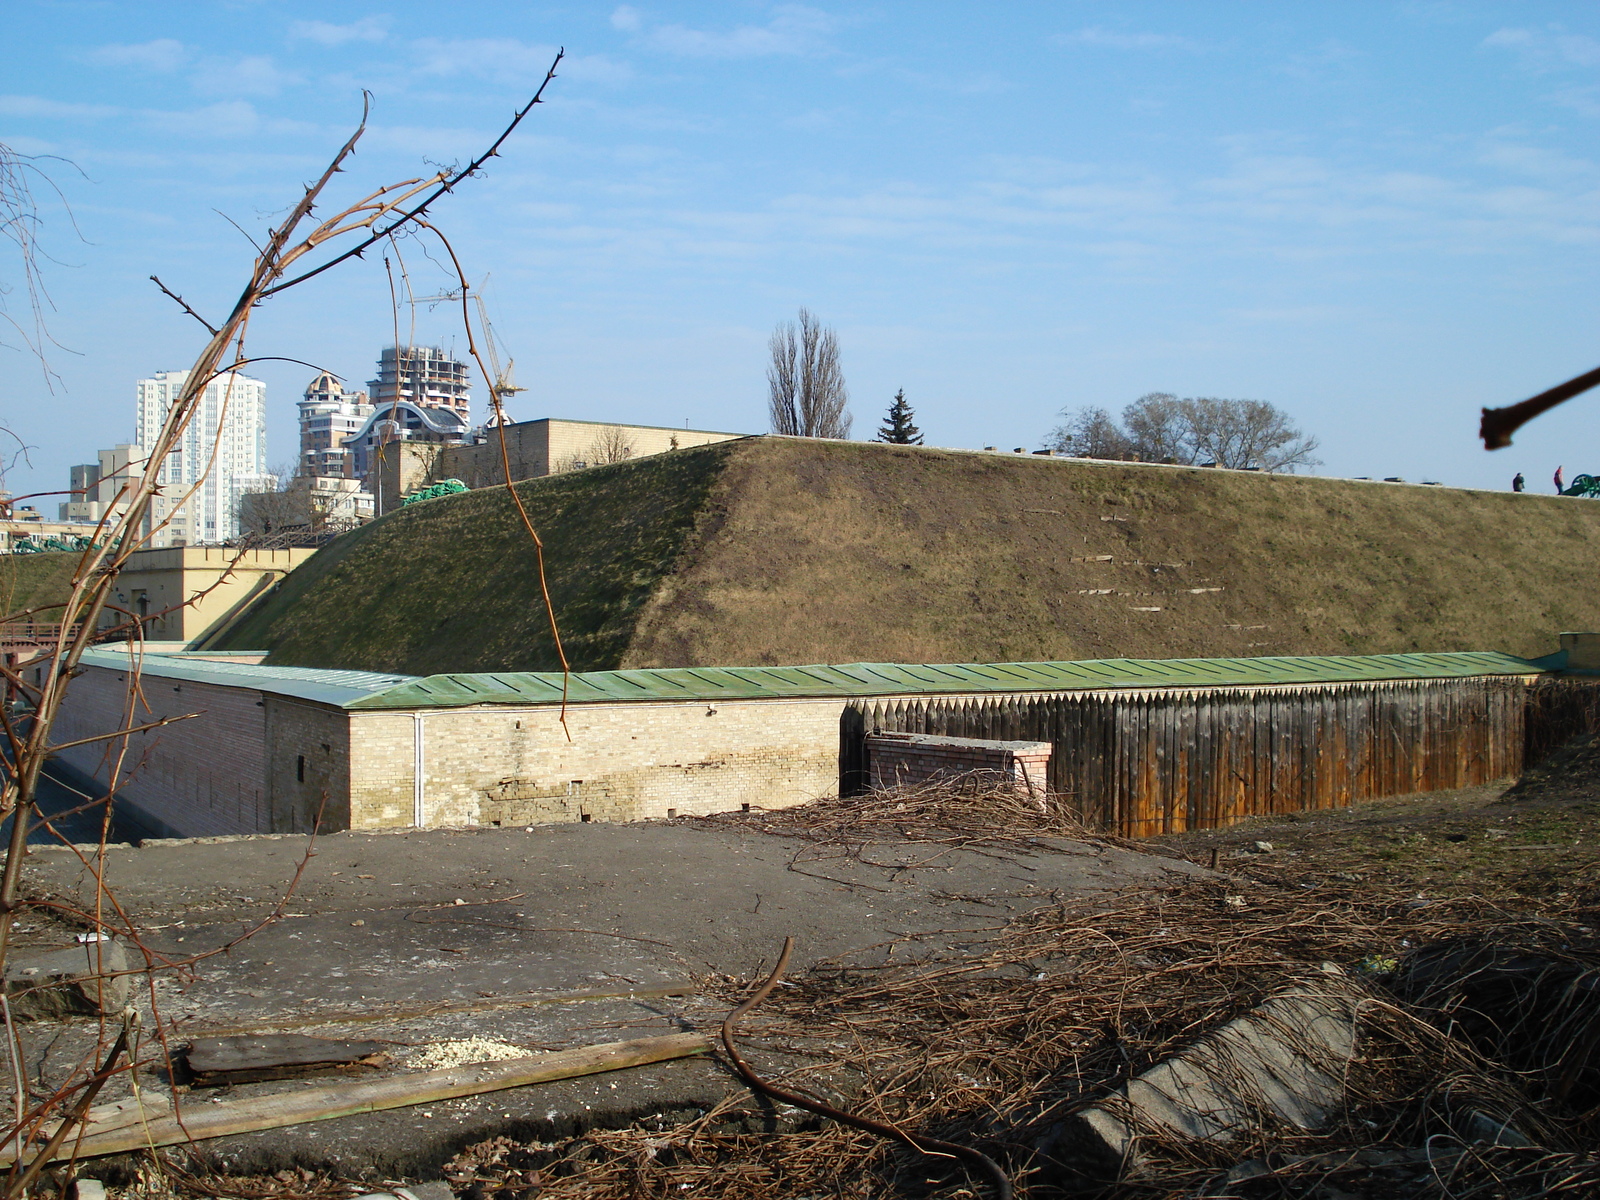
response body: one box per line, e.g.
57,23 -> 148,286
0,552 -> 80,621
220,438 -> 1600,673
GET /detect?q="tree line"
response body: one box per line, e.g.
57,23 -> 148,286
765,308 -> 1317,470
1051,394 -> 1320,472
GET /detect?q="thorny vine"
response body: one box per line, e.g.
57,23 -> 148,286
0,55 -> 565,1196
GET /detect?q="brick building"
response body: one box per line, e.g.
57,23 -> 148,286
44,645 -> 1556,840
372,417 -> 747,510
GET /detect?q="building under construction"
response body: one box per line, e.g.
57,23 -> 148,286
367,345 -> 472,421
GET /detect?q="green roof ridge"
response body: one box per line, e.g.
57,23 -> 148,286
345,650 -> 1549,711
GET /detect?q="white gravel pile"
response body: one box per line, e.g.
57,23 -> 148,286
404,1038 -> 531,1070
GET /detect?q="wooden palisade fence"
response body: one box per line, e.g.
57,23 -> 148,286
843,675 -> 1600,837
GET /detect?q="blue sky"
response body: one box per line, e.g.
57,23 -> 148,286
3,1 -> 1599,502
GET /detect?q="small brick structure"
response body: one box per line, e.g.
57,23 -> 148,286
866,731 -> 1053,799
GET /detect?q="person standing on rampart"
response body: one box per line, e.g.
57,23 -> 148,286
1513,472 -> 1525,492
1555,466 -> 1565,493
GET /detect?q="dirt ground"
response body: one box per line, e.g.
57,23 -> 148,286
10,806 -> 1202,1182
1153,751 -> 1600,911
11,749 -> 1599,1200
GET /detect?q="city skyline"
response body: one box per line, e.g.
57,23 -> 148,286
3,2 -> 1599,501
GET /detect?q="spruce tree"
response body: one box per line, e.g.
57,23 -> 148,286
876,389 -> 923,444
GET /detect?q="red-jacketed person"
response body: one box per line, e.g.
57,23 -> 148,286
1555,466 -> 1565,494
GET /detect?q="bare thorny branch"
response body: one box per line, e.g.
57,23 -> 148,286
1480,363 -> 1600,450
0,52 -> 564,1193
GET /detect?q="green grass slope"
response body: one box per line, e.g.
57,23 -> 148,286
626,439 -> 1600,667
0,552 -> 81,621
222,438 -> 1600,674
217,441 -> 738,673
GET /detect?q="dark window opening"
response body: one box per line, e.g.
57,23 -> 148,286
296,755 -> 305,782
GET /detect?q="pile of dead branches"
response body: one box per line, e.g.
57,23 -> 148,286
694,779 -> 1114,854
443,842 -> 1598,1199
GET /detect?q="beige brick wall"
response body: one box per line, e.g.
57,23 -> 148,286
102,547 -> 315,644
263,699 -> 352,833
52,663 -> 272,836
346,697 -> 846,829
347,711 -> 421,829
541,421 -> 739,474
428,420 -> 745,491
435,424 -> 548,488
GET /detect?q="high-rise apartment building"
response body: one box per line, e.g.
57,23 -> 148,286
298,372 -> 373,477
366,346 -> 472,421
136,369 -> 272,546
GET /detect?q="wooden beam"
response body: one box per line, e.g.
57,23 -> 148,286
2,1032 -> 708,1164
170,982 -> 696,1039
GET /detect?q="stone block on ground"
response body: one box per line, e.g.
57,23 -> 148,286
4,941 -> 129,1020
1065,978 -> 1367,1175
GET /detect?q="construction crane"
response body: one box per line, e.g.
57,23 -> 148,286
474,294 -> 525,424
404,279 -> 525,421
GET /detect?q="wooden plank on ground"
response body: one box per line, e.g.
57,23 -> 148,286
2,1032 -> 708,1164
176,982 -> 697,1039
185,1034 -> 390,1086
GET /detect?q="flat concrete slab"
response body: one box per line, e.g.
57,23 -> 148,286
1066,977 -> 1369,1175
14,819 -> 1206,1178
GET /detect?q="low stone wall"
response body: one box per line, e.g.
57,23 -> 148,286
347,698 -> 845,830
866,731 -> 1052,798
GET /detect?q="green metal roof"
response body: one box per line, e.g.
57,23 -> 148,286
344,650 -> 1549,711
79,645 -> 417,708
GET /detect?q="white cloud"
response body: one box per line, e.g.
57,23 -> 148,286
1227,305 -> 1353,324
1484,27 -> 1600,117
1276,39 -> 1364,82
1552,85 -> 1600,118
0,94 -> 121,119
783,106 -> 849,132
360,122 -> 513,159
1484,25 -> 1600,70
289,17 -> 390,46
139,101 -> 318,141
613,4 -> 836,58
0,134 -> 57,156
1056,27 -> 1197,51
1477,137 -> 1599,182
192,55 -> 302,99
411,39 -> 631,86
82,39 -> 188,72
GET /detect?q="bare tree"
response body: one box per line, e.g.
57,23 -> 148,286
1051,395 -> 1319,472
590,426 -> 636,465
553,427 -> 635,473
0,142 -> 79,380
1120,393 -> 1191,463
237,461 -> 300,535
1049,406 -> 1134,460
1185,397 -> 1320,472
767,307 -> 852,439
